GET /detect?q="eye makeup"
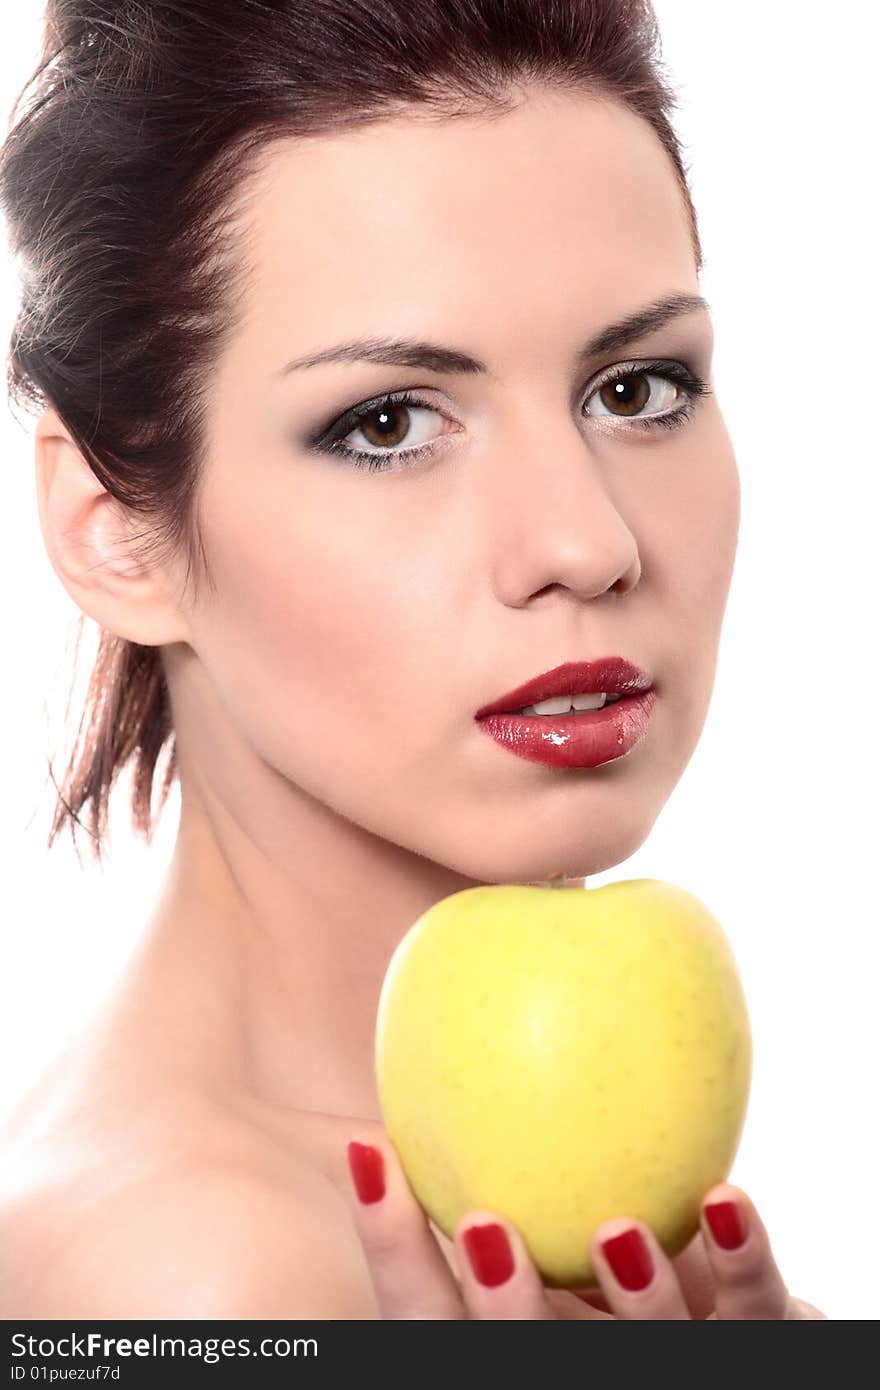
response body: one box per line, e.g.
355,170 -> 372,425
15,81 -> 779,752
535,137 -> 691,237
304,358 -> 712,473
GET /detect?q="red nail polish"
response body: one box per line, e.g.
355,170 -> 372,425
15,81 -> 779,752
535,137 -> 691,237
600,1227 -> 654,1291
347,1141 -> 386,1203
463,1222 -> 515,1287
704,1199 -> 747,1250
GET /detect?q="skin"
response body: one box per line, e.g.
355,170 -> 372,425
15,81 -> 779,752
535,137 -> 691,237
6,85 -> 825,1317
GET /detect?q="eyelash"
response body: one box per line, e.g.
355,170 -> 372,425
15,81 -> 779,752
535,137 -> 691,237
310,359 -> 713,472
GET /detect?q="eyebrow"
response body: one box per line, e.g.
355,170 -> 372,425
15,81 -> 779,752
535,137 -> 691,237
276,291 -> 710,379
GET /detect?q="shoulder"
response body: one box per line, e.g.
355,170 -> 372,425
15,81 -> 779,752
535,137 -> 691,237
2,1156 -> 375,1319
0,1090 -> 378,1320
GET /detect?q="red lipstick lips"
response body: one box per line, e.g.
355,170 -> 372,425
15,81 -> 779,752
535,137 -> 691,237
474,657 -> 656,770
475,657 -> 653,718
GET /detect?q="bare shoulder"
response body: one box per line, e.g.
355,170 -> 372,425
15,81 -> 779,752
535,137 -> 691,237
0,1098 -> 378,1319
10,1162 -> 372,1319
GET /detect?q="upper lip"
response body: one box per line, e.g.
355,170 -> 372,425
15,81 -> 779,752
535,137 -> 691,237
474,657 -> 654,718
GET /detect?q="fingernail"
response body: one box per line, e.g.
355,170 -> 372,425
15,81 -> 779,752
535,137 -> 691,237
704,1198 -> 747,1250
346,1141 -> 386,1203
600,1227 -> 654,1291
462,1222 -> 515,1287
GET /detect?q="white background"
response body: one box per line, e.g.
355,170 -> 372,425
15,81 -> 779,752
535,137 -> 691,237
1,2 -> 877,1319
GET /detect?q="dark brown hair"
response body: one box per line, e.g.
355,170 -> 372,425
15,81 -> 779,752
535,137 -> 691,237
1,0 -> 702,863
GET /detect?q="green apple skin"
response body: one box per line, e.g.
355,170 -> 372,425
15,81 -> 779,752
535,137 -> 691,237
375,879 -> 751,1289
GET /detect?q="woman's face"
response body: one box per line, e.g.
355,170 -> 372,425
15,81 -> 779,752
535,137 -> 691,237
173,87 -> 739,884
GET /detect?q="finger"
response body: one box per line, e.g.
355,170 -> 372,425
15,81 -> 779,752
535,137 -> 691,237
453,1212 -> 556,1319
785,1296 -> 828,1320
345,1133 -> 466,1319
699,1184 -> 790,1319
669,1228 -> 718,1320
706,1295 -> 828,1320
590,1217 -> 692,1319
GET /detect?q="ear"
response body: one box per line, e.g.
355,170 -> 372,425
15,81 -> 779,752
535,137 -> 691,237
34,406 -> 192,647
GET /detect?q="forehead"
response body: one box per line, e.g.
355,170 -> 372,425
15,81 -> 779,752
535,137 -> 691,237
235,89 -> 696,364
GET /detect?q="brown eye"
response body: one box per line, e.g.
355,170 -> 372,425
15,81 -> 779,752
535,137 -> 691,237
584,360 -> 711,435
355,403 -> 416,449
597,371 -> 652,416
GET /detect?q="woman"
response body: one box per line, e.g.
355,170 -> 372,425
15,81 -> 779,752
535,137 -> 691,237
0,0 -> 825,1318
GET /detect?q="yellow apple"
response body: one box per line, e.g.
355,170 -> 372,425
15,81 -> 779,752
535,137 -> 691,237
375,878 -> 751,1289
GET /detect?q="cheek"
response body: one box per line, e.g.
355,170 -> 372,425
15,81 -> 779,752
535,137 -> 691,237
645,421 -> 740,619
194,478 -> 440,785
681,439 -> 740,615
627,424 -> 739,745
209,514 -> 385,702
665,433 -> 740,724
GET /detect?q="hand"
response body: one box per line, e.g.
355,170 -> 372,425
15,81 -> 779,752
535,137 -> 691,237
345,1132 -> 827,1319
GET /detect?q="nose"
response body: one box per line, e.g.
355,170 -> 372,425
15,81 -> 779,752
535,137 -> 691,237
482,411 -> 642,606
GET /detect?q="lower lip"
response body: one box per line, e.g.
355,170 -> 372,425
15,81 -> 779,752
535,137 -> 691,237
475,690 -> 657,769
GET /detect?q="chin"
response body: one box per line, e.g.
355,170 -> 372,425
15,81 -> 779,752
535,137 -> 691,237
447,840 -> 637,887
